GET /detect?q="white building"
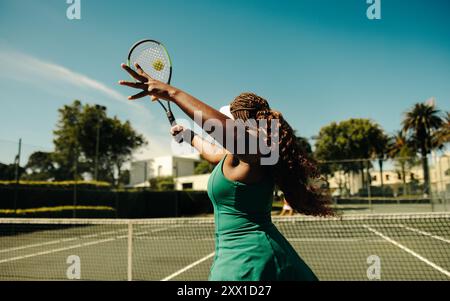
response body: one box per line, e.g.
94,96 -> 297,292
327,170 -> 363,196
328,152 -> 450,197
129,155 -> 201,187
174,174 -> 210,191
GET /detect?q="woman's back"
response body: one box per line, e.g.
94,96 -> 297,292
207,155 -> 318,281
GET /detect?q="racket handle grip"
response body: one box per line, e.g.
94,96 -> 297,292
167,111 -> 176,125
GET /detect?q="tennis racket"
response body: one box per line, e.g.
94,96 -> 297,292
127,39 -> 184,143
127,39 -> 178,125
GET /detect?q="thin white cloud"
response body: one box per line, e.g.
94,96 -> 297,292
0,49 -> 128,104
0,49 -> 170,160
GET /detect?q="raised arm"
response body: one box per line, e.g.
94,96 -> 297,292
119,63 -> 250,155
170,125 -> 226,165
191,135 -> 227,164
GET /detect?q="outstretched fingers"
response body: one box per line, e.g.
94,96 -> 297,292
134,63 -> 149,77
128,91 -> 149,100
121,63 -> 147,82
118,80 -> 147,89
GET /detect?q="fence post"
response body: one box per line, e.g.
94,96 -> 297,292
14,138 -> 22,217
446,156 -> 449,212
430,155 -> 434,212
366,160 -> 373,213
127,221 -> 133,281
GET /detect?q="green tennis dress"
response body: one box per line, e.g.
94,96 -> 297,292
207,155 -> 318,281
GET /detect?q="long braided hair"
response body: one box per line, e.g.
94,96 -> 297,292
230,93 -> 333,216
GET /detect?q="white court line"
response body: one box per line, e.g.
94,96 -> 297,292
287,238 -> 386,243
399,225 -> 450,244
363,225 -> 450,278
161,252 -> 215,281
0,226 -> 174,264
133,236 -> 214,241
0,237 -> 78,254
0,237 -> 117,264
0,229 -> 127,254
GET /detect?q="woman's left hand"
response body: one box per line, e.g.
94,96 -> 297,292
118,63 -> 178,102
170,124 -> 185,137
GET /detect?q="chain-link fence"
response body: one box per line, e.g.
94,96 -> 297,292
0,138 -> 127,185
317,154 -> 450,213
1,139 -> 449,216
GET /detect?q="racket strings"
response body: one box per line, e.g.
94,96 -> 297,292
127,40 -> 176,126
129,44 -> 170,83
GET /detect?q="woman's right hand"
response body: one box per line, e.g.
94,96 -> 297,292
119,63 -> 179,102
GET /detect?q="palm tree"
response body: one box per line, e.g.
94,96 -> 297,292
402,103 -> 443,196
370,133 -> 388,196
387,131 -> 417,196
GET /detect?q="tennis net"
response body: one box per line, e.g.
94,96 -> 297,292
0,213 -> 449,281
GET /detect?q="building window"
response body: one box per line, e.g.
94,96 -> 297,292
445,169 -> 450,177
385,174 -> 390,181
397,173 -> 402,180
372,175 -> 377,181
182,183 -> 193,190
410,173 -> 415,180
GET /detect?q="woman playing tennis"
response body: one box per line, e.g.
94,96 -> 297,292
120,63 -> 333,281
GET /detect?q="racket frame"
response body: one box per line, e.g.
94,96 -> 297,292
127,39 -> 176,125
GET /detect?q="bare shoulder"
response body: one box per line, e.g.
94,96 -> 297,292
223,154 -> 267,184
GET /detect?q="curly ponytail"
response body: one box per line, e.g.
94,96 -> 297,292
230,93 -> 334,216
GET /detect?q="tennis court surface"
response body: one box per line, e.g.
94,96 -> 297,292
0,213 -> 449,281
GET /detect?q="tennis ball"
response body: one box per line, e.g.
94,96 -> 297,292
152,59 -> 165,71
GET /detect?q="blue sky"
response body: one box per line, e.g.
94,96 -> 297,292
0,0 -> 449,164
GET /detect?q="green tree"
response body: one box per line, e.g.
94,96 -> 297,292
118,169 -> 130,187
23,151 -> 56,181
194,159 -> 214,175
402,103 -> 443,195
315,119 -> 387,192
107,118 -> 146,185
371,132 -> 389,195
314,122 -> 341,178
0,163 -> 24,181
53,100 -> 147,185
53,100 -> 84,180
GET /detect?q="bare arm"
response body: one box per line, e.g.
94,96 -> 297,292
171,125 -> 226,165
192,135 -> 227,164
119,63 -> 250,156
